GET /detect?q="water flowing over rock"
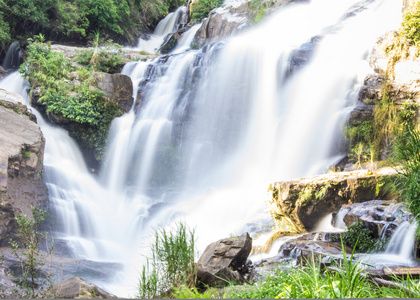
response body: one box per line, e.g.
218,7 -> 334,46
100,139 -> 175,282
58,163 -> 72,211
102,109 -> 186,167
267,168 -> 398,233
338,200 -> 412,238
197,233 -> 252,286
0,89 -> 47,245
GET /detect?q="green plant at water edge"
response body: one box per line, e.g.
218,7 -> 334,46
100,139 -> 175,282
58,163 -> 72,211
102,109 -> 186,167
190,0 -> 224,23
172,285 -> 221,299
138,223 -> 197,298
336,222 -> 380,252
8,206 -> 53,298
247,0 -> 271,23
392,125 -> 420,221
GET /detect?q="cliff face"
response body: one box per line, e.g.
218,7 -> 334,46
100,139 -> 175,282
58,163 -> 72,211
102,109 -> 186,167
0,89 -> 48,246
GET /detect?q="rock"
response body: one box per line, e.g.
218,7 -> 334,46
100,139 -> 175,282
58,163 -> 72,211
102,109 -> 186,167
197,232 -> 252,287
92,72 -> 134,112
192,1 -> 253,48
52,277 -> 117,299
0,89 -> 48,245
338,200 -> 412,238
266,168 -> 398,233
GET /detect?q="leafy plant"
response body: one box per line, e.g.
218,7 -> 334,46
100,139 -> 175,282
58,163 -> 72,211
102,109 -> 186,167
392,125 -> 420,221
9,206 -> 53,298
190,0 -> 224,23
138,223 -> 197,298
338,222 -> 380,252
75,42 -> 124,73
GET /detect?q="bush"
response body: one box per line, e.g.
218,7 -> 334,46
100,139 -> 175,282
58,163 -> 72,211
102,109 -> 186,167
8,206 -> 53,298
75,43 -> 124,73
19,35 -> 123,159
138,223 -> 196,298
392,125 -> 420,221
339,222 -> 378,252
190,0 -> 224,23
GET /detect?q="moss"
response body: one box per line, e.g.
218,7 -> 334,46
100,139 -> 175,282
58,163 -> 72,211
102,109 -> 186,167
298,185 -> 313,205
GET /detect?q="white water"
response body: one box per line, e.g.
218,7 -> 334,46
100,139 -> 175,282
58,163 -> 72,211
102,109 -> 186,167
0,0 -> 405,297
133,6 -> 187,53
171,24 -> 201,54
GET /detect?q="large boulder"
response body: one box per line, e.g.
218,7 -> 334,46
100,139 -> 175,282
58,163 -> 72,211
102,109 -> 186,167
92,72 -> 133,113
52,277 -> 117,299
266,168 -> 398,233
0,89 -> 48,246
197,232 -> 252,287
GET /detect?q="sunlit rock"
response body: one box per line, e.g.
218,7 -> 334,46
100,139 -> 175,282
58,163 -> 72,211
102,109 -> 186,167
197,232 -> 252,286
266,168 -> 398,233
0,89 -> 48,245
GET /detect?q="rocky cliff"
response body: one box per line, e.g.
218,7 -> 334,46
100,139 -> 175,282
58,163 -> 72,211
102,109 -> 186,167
0,89 -> 48,246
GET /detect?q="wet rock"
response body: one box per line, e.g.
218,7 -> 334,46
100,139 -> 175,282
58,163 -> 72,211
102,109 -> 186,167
340,200 -> 412,238
0,89 -> 48,245
266,168 -> 397,233
197,232 -> 252,287
52,277 -> 117,299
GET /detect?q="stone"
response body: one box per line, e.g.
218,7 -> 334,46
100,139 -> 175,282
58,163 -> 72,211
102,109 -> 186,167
339,200 -> 412,238
0,89 -> 48,245
197,232 -> 252,287
266,168 -> 398,233
92,72 -> 134,112
52,277 -> 117,299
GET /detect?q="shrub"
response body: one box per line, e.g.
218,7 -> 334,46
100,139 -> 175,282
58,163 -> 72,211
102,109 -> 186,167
8,206 -> 53,298
339,222 -> 378,252
19,35 -> 123,159
392,125 -> 420,221
190,0 -> 224,23
75,43 -> 124,73
138,223 -> 196,298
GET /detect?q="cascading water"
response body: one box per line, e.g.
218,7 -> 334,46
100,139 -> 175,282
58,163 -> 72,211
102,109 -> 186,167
0,0 -> 405,296
133,6 -> 188,53
2,41 -> 22,71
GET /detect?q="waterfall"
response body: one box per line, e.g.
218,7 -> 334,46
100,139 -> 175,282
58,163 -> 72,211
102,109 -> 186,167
171,24 -> 201,54
0,0 -> 404,296
2,42 -> 22,71
385,221 -> 418,259
134,6 -> 188,53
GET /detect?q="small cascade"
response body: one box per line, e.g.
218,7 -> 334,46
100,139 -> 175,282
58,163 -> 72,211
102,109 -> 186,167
333,207 -> 349,230
134,6 -> 188,53
385,221 -> 418,259
312,213 -> 345,233
2,42 -> 22,71
171,24 -> 201,54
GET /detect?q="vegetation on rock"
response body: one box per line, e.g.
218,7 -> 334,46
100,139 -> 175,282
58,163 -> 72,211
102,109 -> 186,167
190,0 -> 224,23
19,34 -> 123,160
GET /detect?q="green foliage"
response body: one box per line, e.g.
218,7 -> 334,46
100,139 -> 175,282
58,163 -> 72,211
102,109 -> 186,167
75,43 -> 124,73
19,35 -> 123,159
392,125 -> 420,220
8,206 -> 53,298
247,0 -> 272,23
190,0 -> 224,23
172,285 -> 221,298
345,81 -> 418,166
401,0 -> 420,46
138,223 -> 196,298
339,222 -> 380,252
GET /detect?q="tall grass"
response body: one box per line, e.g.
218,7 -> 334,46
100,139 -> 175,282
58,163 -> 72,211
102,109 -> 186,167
138,223 -> 197,298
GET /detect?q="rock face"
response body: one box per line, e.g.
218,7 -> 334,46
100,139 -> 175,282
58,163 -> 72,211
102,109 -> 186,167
197,232 -> 252,287
266,168 -> 398,233
52,277 -> 117,299
92,72 -> 134,113
0,89 -> 48,246
338,200 -> 412,238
